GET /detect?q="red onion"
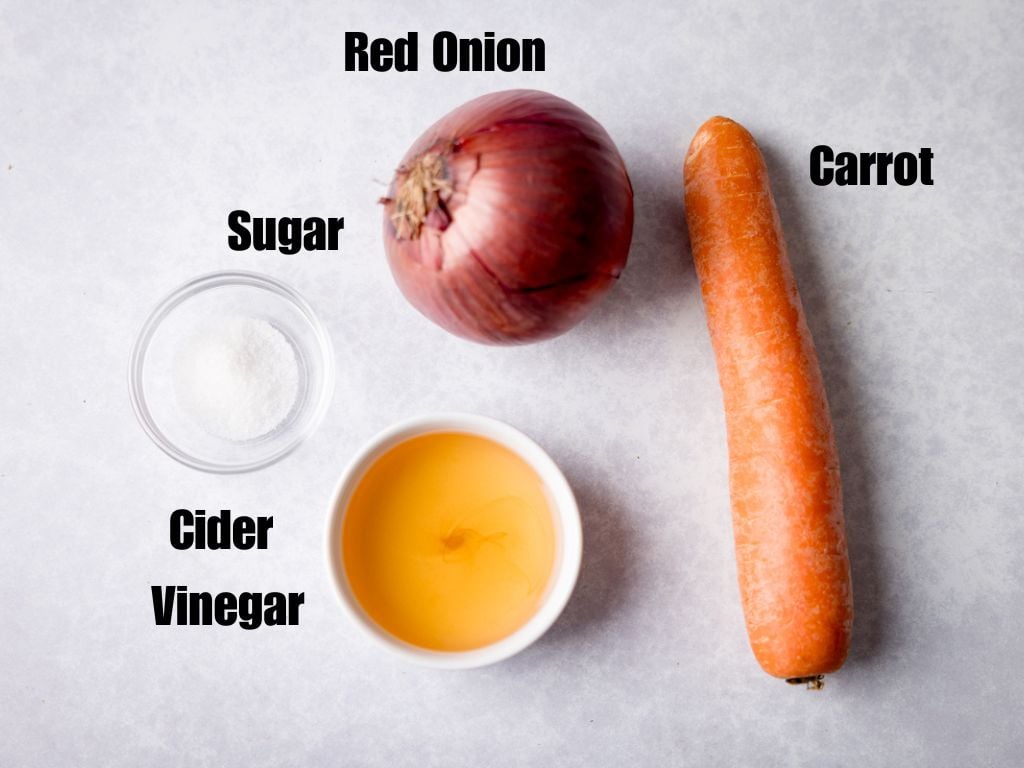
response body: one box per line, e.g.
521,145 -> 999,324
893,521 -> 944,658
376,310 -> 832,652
381,89 -> 634,344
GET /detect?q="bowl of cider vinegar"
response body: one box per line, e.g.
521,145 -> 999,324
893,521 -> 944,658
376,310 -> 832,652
326,413 -> 581,667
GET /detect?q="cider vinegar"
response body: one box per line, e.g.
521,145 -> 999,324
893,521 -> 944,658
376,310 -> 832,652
341,432 -> 557,651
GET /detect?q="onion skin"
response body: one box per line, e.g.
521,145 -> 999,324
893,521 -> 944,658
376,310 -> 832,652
381,89 -> 634,344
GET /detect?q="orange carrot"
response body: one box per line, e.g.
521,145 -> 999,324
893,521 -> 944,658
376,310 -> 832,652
683,117 -> 853,686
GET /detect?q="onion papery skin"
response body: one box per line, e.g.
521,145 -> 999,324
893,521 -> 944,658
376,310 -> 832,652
382,89 -> 634,345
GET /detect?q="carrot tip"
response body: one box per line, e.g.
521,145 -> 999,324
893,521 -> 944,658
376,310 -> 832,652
785,675 -> 826,690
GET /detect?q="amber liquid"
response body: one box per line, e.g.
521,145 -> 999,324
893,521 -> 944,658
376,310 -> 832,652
342,432 -> 557,651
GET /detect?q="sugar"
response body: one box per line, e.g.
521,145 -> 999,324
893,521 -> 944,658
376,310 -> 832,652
174,315 -> 299,442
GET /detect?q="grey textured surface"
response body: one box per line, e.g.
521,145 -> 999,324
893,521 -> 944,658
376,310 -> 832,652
2,0 -> 1023,765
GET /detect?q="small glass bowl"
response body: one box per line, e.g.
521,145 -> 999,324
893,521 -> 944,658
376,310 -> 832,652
129,271 -> 334,473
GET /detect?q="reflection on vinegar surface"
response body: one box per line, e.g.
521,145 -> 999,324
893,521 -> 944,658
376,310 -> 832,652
342,432 -> 556,651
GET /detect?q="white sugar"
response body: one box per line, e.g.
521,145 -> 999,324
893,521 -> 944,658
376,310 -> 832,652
174,315 -> 299,441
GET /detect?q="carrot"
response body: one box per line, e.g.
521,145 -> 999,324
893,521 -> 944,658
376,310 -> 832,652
683,117 -> 853,686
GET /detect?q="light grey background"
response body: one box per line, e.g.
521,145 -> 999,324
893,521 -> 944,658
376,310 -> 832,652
2,0 -> 1022,765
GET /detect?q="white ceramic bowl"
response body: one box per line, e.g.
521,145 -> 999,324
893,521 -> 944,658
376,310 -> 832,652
326,413 -> 582,668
